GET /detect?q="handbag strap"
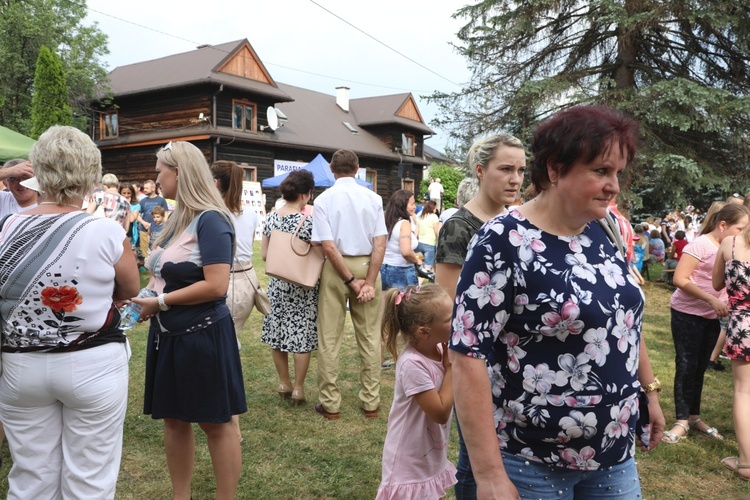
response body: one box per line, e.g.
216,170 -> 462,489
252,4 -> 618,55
598,212 -> 625,257
290,213 -> 313,257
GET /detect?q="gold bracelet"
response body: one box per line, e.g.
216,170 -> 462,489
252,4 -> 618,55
643,377 -> 662,394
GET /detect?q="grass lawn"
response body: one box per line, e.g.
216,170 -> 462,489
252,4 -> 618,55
0,254 -> 748,498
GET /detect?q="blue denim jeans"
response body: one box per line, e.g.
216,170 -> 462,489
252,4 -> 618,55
380,264 -> 418,291
503,453 -> 642,499
454,417 -> 476,499
416,242 -> 436,267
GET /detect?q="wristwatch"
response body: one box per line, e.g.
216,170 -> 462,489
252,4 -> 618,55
157,293 -> 170,312
643,378 -> 662,394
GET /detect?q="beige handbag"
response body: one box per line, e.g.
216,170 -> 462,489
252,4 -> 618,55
265,214 -> 324,290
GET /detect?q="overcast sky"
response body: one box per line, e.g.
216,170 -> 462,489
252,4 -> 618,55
84,0 -> 472,152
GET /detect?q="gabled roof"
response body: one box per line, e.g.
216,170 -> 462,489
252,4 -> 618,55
351,94 -> 433,134
269,83 -> 430,162
101,40 -> 293,102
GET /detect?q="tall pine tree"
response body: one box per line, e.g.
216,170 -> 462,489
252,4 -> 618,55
31,46 -> 73,139
430,1 -> 750,212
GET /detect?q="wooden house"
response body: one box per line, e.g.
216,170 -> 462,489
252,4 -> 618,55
91,39 -> 434,206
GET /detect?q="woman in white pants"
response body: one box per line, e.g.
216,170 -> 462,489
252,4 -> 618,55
0,125 -> 140,499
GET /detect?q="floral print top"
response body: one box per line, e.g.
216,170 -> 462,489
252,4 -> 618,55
450,208 -> 646,470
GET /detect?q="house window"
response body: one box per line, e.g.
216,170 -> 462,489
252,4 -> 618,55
101,112 -> 118,139
365,170 -> 377,192
232,100 -> 257,132
240,165 -> 257,181
402,133 -> 415,156
402,179 -> 414,193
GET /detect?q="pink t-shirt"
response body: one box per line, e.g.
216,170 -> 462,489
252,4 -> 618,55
376,345 -> 456,500
670,235 -> 726,318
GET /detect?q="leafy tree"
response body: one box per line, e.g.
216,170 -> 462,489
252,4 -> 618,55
31,46 -> 72,138
419,163 -> 467,208
429,1 -> 750,212
0,0 -> 109,135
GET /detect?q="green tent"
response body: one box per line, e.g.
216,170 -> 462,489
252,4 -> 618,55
0,125 -> 36,162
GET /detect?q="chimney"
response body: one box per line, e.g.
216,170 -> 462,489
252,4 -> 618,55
336,86 -> 350,112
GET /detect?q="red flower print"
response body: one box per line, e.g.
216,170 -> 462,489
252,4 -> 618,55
41,286 -> 83,313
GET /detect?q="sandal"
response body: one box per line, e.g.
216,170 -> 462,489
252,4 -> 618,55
662,422 -> 689,444
722,457 -> 750,481
689,417 -> 724,440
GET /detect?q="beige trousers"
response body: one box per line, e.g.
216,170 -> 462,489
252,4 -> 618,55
226,262 -> 258,348
316,256 -> 382,413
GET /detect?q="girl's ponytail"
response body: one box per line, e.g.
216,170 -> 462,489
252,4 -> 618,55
381,289 -> 403,360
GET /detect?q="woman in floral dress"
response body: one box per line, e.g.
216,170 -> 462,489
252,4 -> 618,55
261,170 -> 319,406
713,214 -> 750,479
450,105 -> 665,499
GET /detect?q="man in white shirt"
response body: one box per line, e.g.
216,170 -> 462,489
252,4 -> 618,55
312,149 -> 387,420
0,159 -> 38,218
428,177 -> 444,211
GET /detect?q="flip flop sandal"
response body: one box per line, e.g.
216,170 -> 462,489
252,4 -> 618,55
722,457 -> 750,481
662,422 -> 689,444
689,418 -> 724,440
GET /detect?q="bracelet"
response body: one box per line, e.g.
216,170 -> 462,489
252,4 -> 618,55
643,377 -> 662,394
343,276 -> 355,285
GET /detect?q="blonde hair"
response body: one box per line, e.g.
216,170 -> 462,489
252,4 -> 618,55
153,141 -> 232,248
381,283 -> 449,360
29,125 -> 101,204
467,133 -> 524,181
699,201 -> 726,235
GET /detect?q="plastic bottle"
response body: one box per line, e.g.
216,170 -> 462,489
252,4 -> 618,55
119,288 -> 158,330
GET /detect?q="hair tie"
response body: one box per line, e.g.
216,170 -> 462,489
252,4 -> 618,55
394,291 -> 404,305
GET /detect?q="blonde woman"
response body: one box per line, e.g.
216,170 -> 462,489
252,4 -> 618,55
0,126 -> 140,499
133,141 -> 246,500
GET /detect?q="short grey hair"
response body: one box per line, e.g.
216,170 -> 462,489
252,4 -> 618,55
467,133 -> 525,179
102,173 -> 119,188
456,177 -> 479,207
3,158 -> 26,169
30,125 -> 101,205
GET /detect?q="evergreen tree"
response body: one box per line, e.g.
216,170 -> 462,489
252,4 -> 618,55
31,46 -> 73,139
429,1 -> 750,212
0,0 -> 108,135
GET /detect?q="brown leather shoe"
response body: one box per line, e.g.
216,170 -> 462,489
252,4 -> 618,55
314,403 -> 340,420
363,407 -> 379,419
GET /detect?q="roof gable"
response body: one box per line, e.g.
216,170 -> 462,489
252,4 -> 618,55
395,96 -> 424,123
216,41 -> 274,85
351,93 -> 433,134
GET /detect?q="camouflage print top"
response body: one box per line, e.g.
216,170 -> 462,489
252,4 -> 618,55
435,207 -> 483,266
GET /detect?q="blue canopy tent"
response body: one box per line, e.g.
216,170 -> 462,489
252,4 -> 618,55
261,153 -> 372,190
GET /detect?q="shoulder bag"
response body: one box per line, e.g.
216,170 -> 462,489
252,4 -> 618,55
265,214 -> 324,289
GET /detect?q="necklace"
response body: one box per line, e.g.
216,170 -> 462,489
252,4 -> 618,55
40,202 -> 81,209
472,198 -> 502,221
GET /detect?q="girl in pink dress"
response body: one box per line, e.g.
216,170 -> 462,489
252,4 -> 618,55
377,283 -> 456,499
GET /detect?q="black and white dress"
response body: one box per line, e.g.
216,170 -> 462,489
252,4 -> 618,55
261,211 -> 319,353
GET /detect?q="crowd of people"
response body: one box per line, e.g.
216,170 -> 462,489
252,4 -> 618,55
1,106 -> 749,498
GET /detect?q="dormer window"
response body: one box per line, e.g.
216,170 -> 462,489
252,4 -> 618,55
233,100 -> 257,132
101,111 -> 118,139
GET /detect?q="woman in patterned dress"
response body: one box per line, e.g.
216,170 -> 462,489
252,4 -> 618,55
261,169 -> 319,406
450,105 -> 665,499
713,212 -> 750,479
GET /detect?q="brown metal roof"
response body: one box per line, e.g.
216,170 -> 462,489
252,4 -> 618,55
351,94 -> 434,134
101,40 -> 293,102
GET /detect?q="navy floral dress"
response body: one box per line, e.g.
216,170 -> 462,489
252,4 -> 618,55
450,208 -> 647,470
